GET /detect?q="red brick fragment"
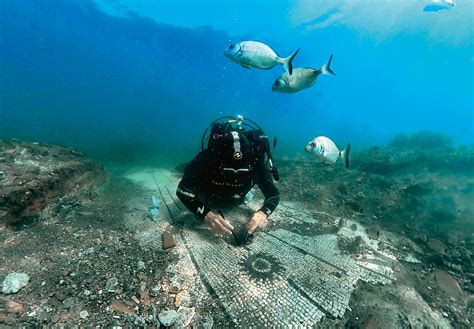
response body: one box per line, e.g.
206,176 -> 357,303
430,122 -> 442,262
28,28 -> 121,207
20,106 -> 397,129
162,231 -> 175,250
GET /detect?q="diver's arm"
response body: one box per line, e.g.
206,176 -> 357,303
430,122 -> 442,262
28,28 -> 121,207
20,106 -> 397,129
256,163 -> 280,218
176,152 -> 211,219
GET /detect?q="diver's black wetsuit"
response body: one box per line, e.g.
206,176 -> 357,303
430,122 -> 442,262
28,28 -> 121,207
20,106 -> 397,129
176,149 -> 280,220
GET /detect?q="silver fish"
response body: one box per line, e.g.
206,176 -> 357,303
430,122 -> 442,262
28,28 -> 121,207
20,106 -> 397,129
305,136 -> 351,168
423,0 -> 455,12
224,41 -> 300,75
272,54 -> 335,93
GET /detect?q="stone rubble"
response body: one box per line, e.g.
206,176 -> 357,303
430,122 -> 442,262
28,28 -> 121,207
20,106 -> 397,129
1,135 -> 472,327
2,273 -> 30,295
158,309 -> 179,327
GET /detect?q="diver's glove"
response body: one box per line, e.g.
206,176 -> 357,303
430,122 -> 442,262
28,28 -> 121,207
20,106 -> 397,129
247,210 -> 268,235
204,211 -> 234,235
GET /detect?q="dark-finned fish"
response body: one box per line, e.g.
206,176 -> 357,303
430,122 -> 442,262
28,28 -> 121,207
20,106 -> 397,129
224,41 -> 300,75
272,54 -> 335,93
305,136 -> 351,168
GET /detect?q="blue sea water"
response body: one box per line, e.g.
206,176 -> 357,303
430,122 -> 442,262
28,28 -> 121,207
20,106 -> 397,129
0,0 -> 473,163
1,2 -> 474,327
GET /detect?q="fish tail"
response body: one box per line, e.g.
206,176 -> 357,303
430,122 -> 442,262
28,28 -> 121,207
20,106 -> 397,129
340,143 -> 351,168
282,48 -> 300,75
321,54 -> 336,76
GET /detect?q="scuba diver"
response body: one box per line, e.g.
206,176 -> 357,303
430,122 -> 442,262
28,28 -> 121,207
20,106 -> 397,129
176,115 -> 280,242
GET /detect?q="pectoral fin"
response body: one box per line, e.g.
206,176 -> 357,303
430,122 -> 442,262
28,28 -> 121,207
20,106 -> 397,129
241,64 -> 251,69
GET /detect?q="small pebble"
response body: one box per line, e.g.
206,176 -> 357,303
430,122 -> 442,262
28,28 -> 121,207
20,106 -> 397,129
79,310 -> 89,319
2,272 -> 30,294
56,292 -> 66,301
158,310 -> 178,327
105,276 -> 118,292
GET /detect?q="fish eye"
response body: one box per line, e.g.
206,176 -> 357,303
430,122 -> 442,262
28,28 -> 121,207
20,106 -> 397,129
310,142 -> 316,147
229,44 -> 234,49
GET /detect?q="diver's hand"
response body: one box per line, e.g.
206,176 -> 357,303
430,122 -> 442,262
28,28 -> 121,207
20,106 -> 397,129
247,211 -> 268,235
204,211 -> 234,235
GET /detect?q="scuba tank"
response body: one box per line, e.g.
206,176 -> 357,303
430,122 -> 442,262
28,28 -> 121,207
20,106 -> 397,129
201,115 -> 280,182
259,132 -> 280,181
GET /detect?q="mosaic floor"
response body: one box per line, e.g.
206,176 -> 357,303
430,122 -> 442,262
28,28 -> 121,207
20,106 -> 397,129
127,168 -> 396,327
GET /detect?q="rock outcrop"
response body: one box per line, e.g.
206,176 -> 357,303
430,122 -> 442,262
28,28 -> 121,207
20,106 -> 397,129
0,140 -> 105,227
